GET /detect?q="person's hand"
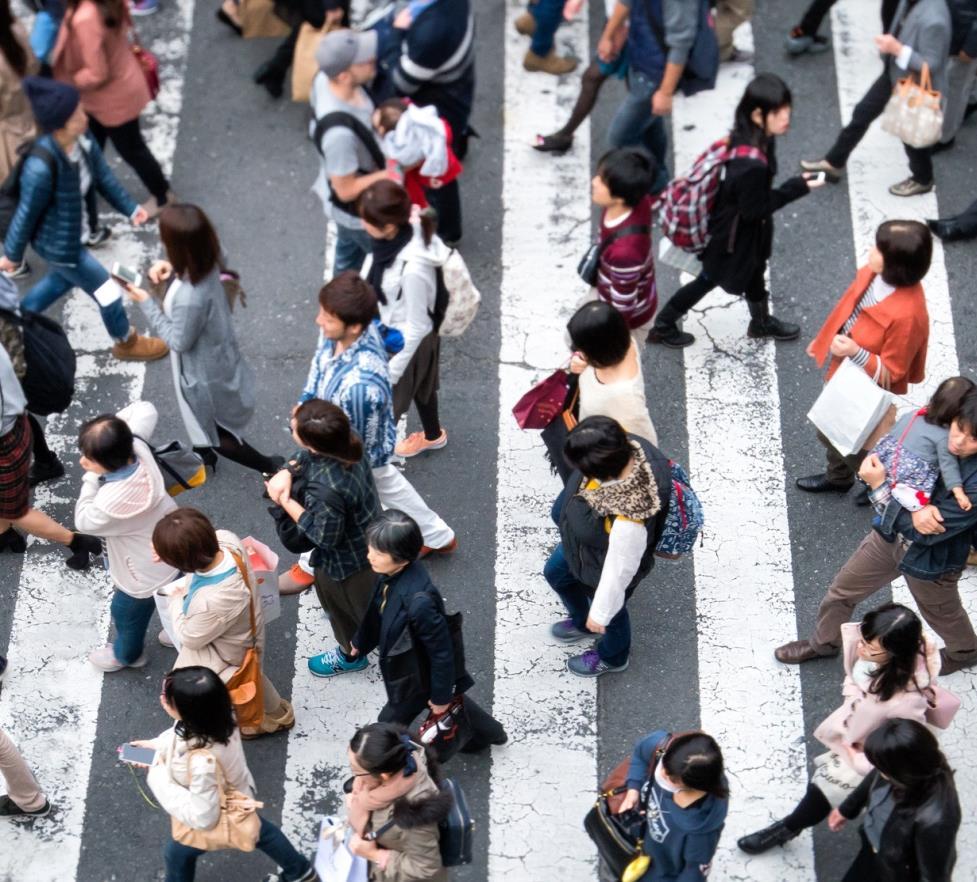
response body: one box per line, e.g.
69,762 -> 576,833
131,206 -> 150,226
348,833 -> 381,859
148,260 -> 173,285
569,352 -> 588,374
428,700 -> 451,715
0,256 -> 17,274
616,788 -> 640,814
961,50 -> 974,62
651,89 -> 673,116
912,505 -> 945,535
393,6 -> 412,28
953,486 -> 973,512
125,284 -> 150,303
597,33 -> 617,62
829,334 -> 858,358
827,808 -> 847,832
802,172 -> 827,190
265,468 -> 292,505
874,34 -> 903,56
805,341 -> 816,358
858,453 -> 887,490
585,615 -> 606,635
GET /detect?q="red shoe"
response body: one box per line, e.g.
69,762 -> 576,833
420,537 -> 458,558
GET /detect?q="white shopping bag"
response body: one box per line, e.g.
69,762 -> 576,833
241,536 -> 281,624
154,577 -> 188,651
315,817 -> 368,882
807,358 -> 892,457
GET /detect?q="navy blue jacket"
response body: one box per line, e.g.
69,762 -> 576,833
352,560 -> 473,707
3,133 -> 137,266
626,0 -> 698,83
888,452 -> 977,580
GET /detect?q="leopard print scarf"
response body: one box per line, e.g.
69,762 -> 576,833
578,441 -> 661,521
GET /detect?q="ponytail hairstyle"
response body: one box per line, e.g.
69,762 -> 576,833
730,72 -> 793,151
864,719 -> 956,809
859,603 -> 925,702
359,179 -> 436,246
662,732 -> 729,800
293,399 -> 363,464
349,722 -> 441,782
0,0 -> 28,77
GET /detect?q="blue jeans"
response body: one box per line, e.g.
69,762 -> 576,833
21,249 -> 130,341
333,223 -> 373,276
110,590 -> 155,665
164,816 -> 311,882
529,0 -> 564,56
544,543 -> 632,666
607,69 -> 670,194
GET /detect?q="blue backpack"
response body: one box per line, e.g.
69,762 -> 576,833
655,460 -> 703,558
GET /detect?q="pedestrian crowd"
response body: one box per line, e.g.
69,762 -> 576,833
0,0 -> 975,880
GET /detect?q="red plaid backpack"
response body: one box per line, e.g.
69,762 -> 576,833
658,137 -> 767,253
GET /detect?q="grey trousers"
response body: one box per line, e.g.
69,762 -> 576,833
941,55 -> 977,144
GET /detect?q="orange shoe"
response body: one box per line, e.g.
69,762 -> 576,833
420,537 -> 458,558
279,562 -> 315,595
395,429 -> 448,458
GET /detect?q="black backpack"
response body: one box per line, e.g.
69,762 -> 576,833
0,307 -> 75,415
309,111 -> 385,214
0,142 -> 58,242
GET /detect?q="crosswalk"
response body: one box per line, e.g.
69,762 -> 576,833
2,0 -> 977,880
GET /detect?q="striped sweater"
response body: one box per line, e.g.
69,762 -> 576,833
596,196 -> 658,328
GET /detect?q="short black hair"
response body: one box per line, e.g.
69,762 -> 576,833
78,414 -> 134,472
366,509 -> 423,564
563,416 -> 632,480
876,220 -> 932,288
926,377 -> 975,429
596,148 -> 657,207
864,719 -> 954,808
163,666 -> 236,746
956,390 -> 977,438
567,301 -> 631,368
319,271 -> 379,329
151,508 -> 220,573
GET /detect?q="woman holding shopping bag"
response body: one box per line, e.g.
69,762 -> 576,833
151,508 -> 295,738
738,603 -> 945,856
796,219 -> 931,505
135,666 -> 316,882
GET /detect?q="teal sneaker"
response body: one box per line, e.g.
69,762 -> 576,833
308,647 -> 369,678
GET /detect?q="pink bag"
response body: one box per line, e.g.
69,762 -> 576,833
924,684 -> 961,729
512,369 -> 570,430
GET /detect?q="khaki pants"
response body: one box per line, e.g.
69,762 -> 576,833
812,530 -> 977,661
313,565 -> 376,653
714,0 -> 755,59
0,727 -> 46,812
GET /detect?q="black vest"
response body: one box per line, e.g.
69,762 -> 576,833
559,435 -> 672,590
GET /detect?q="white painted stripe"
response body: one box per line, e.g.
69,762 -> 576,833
670,33 -> 816,881
829,1 -> 977,872
487,10 -> 597,882
0,2 -> 195,877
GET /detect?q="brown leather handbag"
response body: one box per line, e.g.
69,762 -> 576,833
171,750 -> 264,851
225,551 -> 264,730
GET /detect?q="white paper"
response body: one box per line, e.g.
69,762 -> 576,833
314,818 -> 368,882
92,279 -> 124,307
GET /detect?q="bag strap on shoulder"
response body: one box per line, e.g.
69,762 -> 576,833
311,110 -> 385,169
596,223 -> 651,258
229,549 -> 259,648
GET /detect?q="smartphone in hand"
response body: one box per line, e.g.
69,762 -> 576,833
119,743 -> 156,766
111,262 -> 143,290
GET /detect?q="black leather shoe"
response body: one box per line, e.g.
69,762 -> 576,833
931,137 -> 955,154
254,61 -> 285,98
796,474 -> 853,493
747,315 -> 800,341
738,820 -> 800,855
927,218 -> 972,242
647,325 -> 695,348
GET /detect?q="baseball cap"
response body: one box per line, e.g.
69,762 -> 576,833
315,29 -> 379,78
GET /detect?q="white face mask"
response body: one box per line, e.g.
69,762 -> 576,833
655,762 -> 681,793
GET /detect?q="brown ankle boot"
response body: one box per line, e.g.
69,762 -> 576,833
241,699 -> 295,739
523,49 -> 578,75
514,10 -> 536,35
111,330 -> 169,362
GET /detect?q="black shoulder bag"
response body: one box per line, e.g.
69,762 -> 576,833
577,223 -> 651,286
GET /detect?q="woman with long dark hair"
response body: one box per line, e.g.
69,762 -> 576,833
52,0 -> 172,217
739,603 -> 942,855
136,667 -> 316,882
0,0 -> 37,184
829,718 -> 960,882
648,73 -> 825,349
125,203 -> 282,475
359,180 -> 450,460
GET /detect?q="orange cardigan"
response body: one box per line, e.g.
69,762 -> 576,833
809,265 -> 929,395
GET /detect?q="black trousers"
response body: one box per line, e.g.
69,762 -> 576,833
654,267 -> 767,328
425,180 -> 462,244
264,24 -> 301,80
379,692 -> 506,750
825,71 -> 933,184
799,0 -> 897,36
88,115 -> 170,202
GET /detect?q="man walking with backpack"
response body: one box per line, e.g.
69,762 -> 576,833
0,78 -> 166,361
310,30 -> 390,276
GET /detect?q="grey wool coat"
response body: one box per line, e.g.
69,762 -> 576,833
138,267 -> 255,445
887,0 -> 953,98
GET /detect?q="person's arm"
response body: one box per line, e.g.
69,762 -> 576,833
677,828 -> 724,882
66,12 -> 111,91
890,482 -> 977,545
329,169 -> 389,204
935,442 -> 965,495
732,162 -> 809,222
86,139 -> 139,219
300,332 -> 327,403
408,592 -> 455,706
386,269 -> 434,385
146,749 -> 221,830
136,287 -> 208,353
838,771 -> 874,820
295,486 -> 346,551
588,519 -> 647,628
888,22 -> 951,76
915,813 -> 958,882
339,381 -> 388,467
375,821 -> 445,880
625,730 -> 669,790
170,588 -> 247,651
350,589 -> 382,656
2,156 -> 54,263
599,0 -> 631,61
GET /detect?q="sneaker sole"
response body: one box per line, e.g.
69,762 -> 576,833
397,438 -> 448,458
307,663 -> 369,678
567,657 -> 630,677
550,630 -> 591,644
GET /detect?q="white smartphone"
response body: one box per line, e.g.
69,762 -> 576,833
111,262 -> 143,289
118,743 -> 156,766
811,171 -> 827,184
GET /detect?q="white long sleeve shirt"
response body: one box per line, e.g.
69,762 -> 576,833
588,518 -> 648,627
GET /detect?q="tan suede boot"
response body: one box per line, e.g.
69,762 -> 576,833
241,699 -> 296,739
111,330 -> 169,361
514,10 -> 536,35
523,49 -> 578,75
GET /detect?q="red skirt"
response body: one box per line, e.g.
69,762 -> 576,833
0,414 -> 32,520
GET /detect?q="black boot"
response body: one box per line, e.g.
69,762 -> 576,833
253,60 -> 285,98
66,533 -> 102,571
746,299 -> 800,341
647,301 -> 695,348
0,528 -> 26,553
29,455 -> 66,488
737,820 -> 800,855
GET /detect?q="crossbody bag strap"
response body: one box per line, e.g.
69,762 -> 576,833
597,223 -> 651,259
228,549 -> 259,649
639,733 -> 672,812
890,408 -> 925,483
311,110 -> 385,169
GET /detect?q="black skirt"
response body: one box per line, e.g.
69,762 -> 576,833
392,332 -> 441,420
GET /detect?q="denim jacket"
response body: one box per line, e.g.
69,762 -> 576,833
3,133 -> 137,266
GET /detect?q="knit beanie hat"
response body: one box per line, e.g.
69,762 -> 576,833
22,76 -> 81,132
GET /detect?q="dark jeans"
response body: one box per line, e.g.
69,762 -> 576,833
607,70 -> 670,194
529,0 -> 564,56
825,71 -> 933,184
798,0 -> 897,35
654,268 -> 766,329
379,693 -> 506,750
110,590 -> 155,665
88,115 -> 170,203
163,816 -> 311,882
333,224 -> 373,275
544,543 -> 631,666
426,180 -> 462,244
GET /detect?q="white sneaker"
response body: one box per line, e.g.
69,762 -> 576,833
88,645 -> 148,672
158,629 -> 175,648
